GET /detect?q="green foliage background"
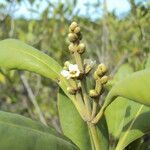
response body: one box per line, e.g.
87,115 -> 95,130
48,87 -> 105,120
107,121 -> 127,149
0,0 -> 149,147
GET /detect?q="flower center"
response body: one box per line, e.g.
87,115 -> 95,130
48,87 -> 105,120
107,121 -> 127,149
70,70 -> 77,74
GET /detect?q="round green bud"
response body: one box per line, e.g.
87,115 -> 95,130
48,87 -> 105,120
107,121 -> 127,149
70,22 -> 78,31
64,61 -> 70,68
98,63 -> 108,74
67,87 -> 76,95
96,69 -> 103,76
68,33 -> 78,42
77,43 -> 86,54
100,76 -> 108,84
74,27 -> 81,34
89,89 -> 99,98
68,43 -> 75,53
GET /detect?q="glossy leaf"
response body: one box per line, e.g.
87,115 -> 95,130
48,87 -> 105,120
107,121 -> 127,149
116,103 -> 150,150
128,136 -> 150,150
103,69 -> 150,110
95,116 -> 109,150
58,90 -> 109,150
104,65 -> 150,149
106,63 -> 134,89
112,64 -> 134,80
58,90 -> 91,150
0,39 -> 61,81
0,111 -> 78,150
0,39 -> 71,98
105,97 -> 150,150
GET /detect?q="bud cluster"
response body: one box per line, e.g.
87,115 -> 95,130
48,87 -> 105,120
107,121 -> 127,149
89,63 -> 108,99
60,21 -> 111,124
68,22 -> 86,54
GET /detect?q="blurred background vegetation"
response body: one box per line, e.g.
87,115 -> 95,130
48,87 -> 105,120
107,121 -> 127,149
0,0 -> 149,141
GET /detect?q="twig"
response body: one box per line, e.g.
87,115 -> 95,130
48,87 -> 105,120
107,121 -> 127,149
9,16 -> 15,38
20,73 -> 47,125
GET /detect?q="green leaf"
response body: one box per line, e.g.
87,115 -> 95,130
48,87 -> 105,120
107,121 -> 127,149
58,90 -> 109,150
95,116 -> 109,150
0,39 -> 70,98
104,66 -> 150,149
113,64 -> 134,80
106,63 -> 134,89
103,69 -> 150,109
0,39 -> 61,81
0,111 -> 78,150
105,97 -> 150,150
128,136 -> 150,150
58,90 -> 91,150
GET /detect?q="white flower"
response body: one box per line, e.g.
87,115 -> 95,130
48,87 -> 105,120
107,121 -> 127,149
61,64 -> 80,79
61,70 -> 70,79
69,64 -> 80,78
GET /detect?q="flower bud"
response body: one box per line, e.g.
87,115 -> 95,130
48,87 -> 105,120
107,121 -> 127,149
74,27 -> 81,34
96,69 -> 103,76
100,76 -> 108,84
98,63 -> 108,74
89,89 -> 99,98
70,22 -> 78,31
77,43 -> 86,54
64,61 -> 70,68
68,33 -> 78,42
67,87 -> 76,95
68,43 -> 75,53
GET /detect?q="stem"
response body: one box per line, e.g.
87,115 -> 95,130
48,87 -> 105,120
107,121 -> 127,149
88,123 -> 101,150
73,51 -> 84,73
80,80 -> 92,119
73,51 -> 92,119
66,87 -> 87,121
91,100 -> 97,119
89,130 -> 95,150
91,107 -> 104,124
95,79 -> 102,94
75,92 -> 88,120
69,79 -> 88,121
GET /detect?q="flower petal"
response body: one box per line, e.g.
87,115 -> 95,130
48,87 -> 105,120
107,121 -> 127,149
61,70 -> 69,77
69,64 -> 78,72
75,72 -> 80,77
